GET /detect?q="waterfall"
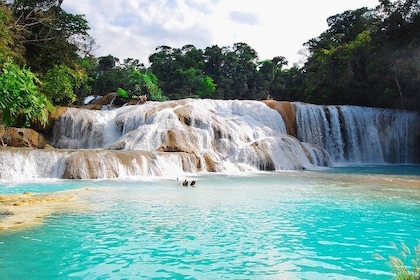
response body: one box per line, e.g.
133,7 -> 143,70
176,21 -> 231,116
0,149 -> 72,180
51,108 -> 120,149
295,103 -> 420,164
0,99 -> 418,180
52,99 -> 323,173
0,149 -> 201,180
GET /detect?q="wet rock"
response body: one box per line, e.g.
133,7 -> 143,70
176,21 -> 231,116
0,210 -> 13,218
0,126 -> 46,148
263,100 -> 297,137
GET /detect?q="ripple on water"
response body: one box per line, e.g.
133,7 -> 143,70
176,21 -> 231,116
0,171 -> 418,279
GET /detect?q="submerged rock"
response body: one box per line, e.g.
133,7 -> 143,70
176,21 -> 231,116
0,189 -> 91,230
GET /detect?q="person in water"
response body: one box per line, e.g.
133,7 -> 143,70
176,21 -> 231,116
180,179 -> 196,187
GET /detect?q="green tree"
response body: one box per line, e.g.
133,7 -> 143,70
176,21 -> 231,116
76,55 -> 97,104
149,45 -> 178,95
179,44 -> 204,70
280,65 -> 306,101
92,55 -> 125,95
97,54 -> 118,71
197,75 -> 216,98
128,70 -> 166,101
203,43 -> 262,99
203,45 -> 224,98
370,0 -> 420,110
41,64 -> 87,105
302,8 -> 376,105
258,56 -> 288,99
222,42 -> 260,99
116,87 -> 129,100
149,44 -> 213,99
1,0 -> 95,106
144,73 -> 166,101
300,1 -> 420,110
0,2 -> 25,63
0,59 -> 53,127
7,0 -> 92,72
91,55 -> 153,98
175,68 -> 215,98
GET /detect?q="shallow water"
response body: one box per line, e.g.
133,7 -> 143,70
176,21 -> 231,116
0,166 -> 419,280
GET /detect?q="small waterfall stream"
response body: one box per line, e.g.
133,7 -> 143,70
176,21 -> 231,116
294,103 -> 419,164
0,99 -> 418,180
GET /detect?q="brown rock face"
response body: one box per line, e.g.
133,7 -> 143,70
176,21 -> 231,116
263,100 -> 297,137
81,93 -> 147,109
0,106 -> 68,148
0,126 -> 46,148
62,150 -> 150,179
203,154 -> 217,172
29,106 -> 68,135
79,93 -> 118,110
158,129 -> 196,154
61,150 -> 208,179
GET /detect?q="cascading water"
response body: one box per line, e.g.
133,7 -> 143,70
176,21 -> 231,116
0,99 -> 418,180
54,99 -> 321,173
295,102 -> 420,164
51,108 -> 119,149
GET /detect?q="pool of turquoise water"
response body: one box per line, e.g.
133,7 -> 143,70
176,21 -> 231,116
1,166 -> 419,279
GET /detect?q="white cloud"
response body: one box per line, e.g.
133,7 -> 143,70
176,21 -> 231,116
229,11 -> 260,25
62,0 -> 379,66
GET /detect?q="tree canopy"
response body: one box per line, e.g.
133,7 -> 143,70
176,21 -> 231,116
0,0 -> 419,128
0,0 -> 92,126
302,0 -> 420,109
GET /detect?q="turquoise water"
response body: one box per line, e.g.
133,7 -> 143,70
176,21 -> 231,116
1,166 -> 419,279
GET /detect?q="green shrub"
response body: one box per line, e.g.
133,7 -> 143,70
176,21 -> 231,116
42,64 -> 85,105
0,59 -> 53,127
375,241 -> 420,280
116,87 -> 129,99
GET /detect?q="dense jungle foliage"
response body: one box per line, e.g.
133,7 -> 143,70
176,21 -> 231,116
0,0 -> 419,127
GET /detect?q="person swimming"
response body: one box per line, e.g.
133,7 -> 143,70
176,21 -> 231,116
190,180 -> 196,187
182,179 -> 188,186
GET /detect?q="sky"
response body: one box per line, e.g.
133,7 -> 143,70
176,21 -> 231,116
62,0 -> 380,66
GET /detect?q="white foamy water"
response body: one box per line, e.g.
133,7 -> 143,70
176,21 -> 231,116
0,100 -> 418,180
295,103 -> 419,164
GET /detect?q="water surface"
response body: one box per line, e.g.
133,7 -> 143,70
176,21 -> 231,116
1,166 -> 419,279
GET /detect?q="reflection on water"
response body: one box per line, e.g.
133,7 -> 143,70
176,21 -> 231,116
0,166 -> 419,279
